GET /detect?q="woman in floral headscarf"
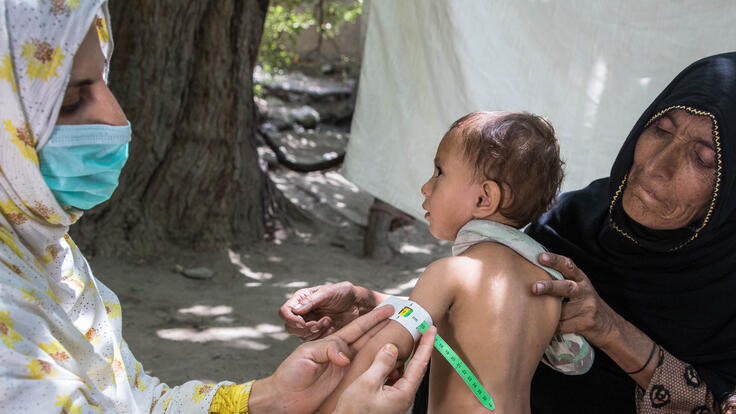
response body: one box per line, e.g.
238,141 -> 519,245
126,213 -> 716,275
0,1 -> 436,413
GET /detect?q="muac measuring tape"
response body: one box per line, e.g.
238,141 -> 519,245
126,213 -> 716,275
378,297 -> 495,411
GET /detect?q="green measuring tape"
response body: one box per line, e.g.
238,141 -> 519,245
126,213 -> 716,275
417,321 -> 495,411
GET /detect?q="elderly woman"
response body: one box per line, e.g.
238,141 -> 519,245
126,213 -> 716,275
0,2 -> 436,413
280,52 -> 736,413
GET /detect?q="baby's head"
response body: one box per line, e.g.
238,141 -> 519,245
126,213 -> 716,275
421,111 -> 563,240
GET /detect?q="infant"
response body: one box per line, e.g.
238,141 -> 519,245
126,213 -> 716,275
323,111 -> 590,413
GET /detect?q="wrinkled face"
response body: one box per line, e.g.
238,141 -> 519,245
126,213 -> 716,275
56,23 -> 126,126
622,109 -> 716,230
420,132 -> 479,241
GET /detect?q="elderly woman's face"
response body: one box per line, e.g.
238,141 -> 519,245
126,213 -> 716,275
622,109 -> 716,230
56,23 -> 126,126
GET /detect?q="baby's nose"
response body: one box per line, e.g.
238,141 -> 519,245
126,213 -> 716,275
420,181 -> 431,197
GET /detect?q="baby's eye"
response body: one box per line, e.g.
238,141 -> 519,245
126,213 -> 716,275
434,166 -> 442,176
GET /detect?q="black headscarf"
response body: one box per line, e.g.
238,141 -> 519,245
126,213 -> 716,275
527,52 -> 736,413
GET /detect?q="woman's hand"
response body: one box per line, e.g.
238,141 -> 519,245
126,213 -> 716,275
332,326 -> 437,414
251,305 -> 394,414
279,282 -> 377,341
531,252 -> 621,348
532,252 -> 669,388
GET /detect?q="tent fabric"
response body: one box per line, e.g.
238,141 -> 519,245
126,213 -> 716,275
344,0 -> 736,220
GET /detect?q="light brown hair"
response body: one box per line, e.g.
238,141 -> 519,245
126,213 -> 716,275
450,111 -> 564,226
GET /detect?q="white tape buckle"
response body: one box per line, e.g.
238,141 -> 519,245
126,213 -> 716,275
377,296 -> 433,341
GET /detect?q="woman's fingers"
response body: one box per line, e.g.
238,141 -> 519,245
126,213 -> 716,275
292,285 -> 338,314
301,330 -> 326,342
358,343 -> 401,388
532,252 -> 620,346
280,286 -> 324,339
393,326 -> 435,393
324,338 -> 353,367
532,252 -> 590,297
288,319 -> 329,341
309,317 -> 332,333
559,298 -> 584,319
538,252 -> 587,282
532,278 -> 581,298
556,290 -> 618,345
283,317 -> 307,336
332,305 -> 393,346
332,328 -> 435,414
387,363 -> 405,384
557,300 -> 592,333
350,319 -> 391,352
281,291 -> 337,340
280,287 -> 319,319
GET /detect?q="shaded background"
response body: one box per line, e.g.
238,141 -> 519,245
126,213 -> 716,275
67,0 -> 736,391
345,1 -> 736,219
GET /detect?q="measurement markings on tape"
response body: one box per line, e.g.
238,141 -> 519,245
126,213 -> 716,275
417,321 -> 495,411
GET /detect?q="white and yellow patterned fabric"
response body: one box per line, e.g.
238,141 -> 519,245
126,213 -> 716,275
0,2 -> 236,412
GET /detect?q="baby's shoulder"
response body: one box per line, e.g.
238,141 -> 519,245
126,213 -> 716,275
460,241 -> 549,282
426,253 -> 491,272
418,255 -> 485,287
460,240 -> 523,264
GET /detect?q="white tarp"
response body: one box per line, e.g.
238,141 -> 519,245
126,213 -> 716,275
343,0 -> 736,220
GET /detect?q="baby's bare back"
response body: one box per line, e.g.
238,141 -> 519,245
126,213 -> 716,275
427,242 -> 560,414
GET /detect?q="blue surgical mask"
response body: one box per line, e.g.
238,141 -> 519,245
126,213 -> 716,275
38,122 -> 132,210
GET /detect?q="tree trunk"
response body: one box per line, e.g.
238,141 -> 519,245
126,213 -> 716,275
363,198 -> 415,261
71,0 -> 272,255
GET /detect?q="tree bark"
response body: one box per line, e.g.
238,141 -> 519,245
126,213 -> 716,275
70,0 -> 272,255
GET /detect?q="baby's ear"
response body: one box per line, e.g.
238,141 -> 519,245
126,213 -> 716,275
474,180 -> 502,218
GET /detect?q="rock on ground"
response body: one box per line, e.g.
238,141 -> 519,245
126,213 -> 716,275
260,129 -> 349,172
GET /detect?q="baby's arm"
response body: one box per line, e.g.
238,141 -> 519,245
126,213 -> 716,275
317,257 -> 460,413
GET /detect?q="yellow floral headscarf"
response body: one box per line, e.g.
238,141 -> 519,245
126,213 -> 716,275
0,0 -> 110,260
0,3 -> 236,412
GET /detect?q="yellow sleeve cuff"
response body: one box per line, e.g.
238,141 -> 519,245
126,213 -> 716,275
209,380 -> 255,414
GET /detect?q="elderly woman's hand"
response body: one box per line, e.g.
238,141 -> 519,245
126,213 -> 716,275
531,252 -> 621,348
279,282 -> 386,341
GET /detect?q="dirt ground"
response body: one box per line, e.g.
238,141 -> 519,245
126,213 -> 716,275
91,164 -> 449,386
